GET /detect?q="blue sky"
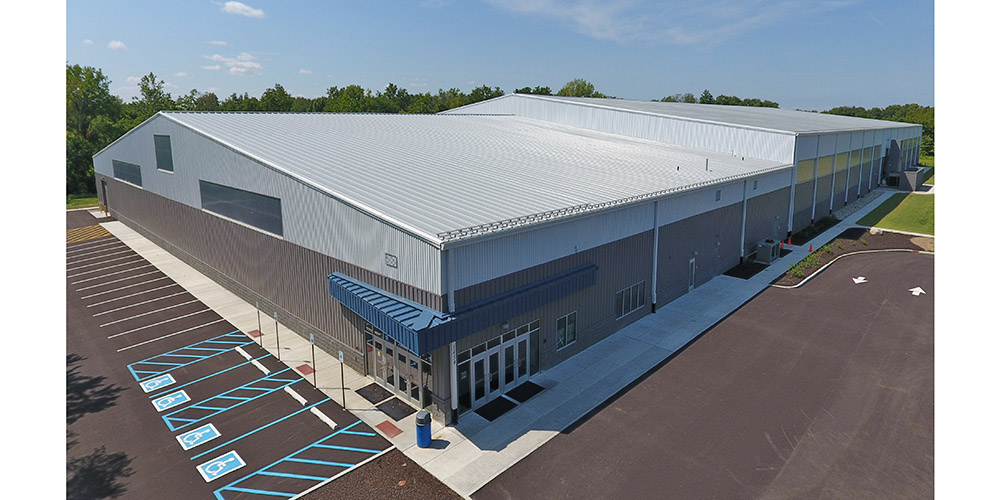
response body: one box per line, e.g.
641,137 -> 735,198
66,1 -> 933,111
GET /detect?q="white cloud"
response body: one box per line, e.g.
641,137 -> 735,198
221,1 -> 265,18
164,82 -> 180,89
483,0 -> 854,46
107,40 -> 127,51
202,65 -> 222,71
208,40 -> 232,46
174,72 -> 188,77
126,76 -> 142,84
298,69 -> 312,75
204,52 -> 262,75
82,39 -> 93,45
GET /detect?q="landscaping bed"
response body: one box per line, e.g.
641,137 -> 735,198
789,216 -> 840,245
772,227 -> 931,287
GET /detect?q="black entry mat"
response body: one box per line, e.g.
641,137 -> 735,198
506,381 -> 545,404
357,383 -> 393,405
377,397 -> 417,421
475,396 -> 518,422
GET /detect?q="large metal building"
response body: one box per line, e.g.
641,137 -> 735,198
92,96 -> 921,423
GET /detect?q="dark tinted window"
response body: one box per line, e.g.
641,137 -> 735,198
199,180 -> 283,236
154,135 -> 173,172
112,160 -> 142,187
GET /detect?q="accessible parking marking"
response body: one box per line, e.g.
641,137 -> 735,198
161,368 -> 300,432
127,331 -> 251,381
197,451 -> 246,483
140,373 -> 176,393
153,390 -> 191,412
177,424 -> 222,451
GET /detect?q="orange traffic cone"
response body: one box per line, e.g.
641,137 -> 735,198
809,244 -> 813,252
780,241 -> 784,250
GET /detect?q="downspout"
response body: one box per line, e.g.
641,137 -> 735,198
651,200 -> 659,313
740,179 -> 748,258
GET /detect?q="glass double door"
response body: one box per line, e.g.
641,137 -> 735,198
470,335 -> 529,410
368,335 -> 429,408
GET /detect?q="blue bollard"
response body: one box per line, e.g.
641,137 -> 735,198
415,410 -> 431,448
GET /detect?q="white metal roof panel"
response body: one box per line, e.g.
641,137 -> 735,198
160,112 -> 789,243
448,94 -> 923,135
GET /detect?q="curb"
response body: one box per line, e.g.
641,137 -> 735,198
770,248 -> 935,289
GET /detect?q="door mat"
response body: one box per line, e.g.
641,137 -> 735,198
506,381 -> 545,404
357,382 -> 393,405
474,396 -> 518,422
377,397 -> 417,421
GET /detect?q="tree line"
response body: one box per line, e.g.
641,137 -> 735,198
66,63 -> 933,196
822,104 -> 934,156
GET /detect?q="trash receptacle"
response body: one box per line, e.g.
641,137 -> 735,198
415,410 -> 431,448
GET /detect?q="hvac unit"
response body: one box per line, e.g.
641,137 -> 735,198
754,239 -> 781,264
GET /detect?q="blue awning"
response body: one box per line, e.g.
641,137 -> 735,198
328,264 -> 597,356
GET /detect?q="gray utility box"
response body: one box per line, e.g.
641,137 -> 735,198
754,239 -> 781,264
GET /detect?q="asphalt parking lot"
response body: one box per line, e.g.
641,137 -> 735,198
474,250 -> 933,500
66,213 -> 391,499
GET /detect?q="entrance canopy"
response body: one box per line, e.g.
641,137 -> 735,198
328,264 -> 597,356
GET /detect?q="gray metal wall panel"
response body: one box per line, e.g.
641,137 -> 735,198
793,182 -> 815,231
832,169 -> 848,209
98,174 -> 443,376
847,166 -> 862,203
814,175 -> 833,218
746,169 -> 793,200
94,115 -> 443,294
744,188 -> 790,255
453,230 -> 654,374
794,135 -> 819,162
657,202 -> 742,304
818,133 -> 838,156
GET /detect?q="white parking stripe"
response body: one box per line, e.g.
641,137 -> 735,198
66,244 -> 129,260
93,291 -> 190,315
67,258 -> 146,278
67,240 -> 122,255
86,284 -> 180,307
99,299 -> 200,327
107,308 -> 213,339
80,277 -> 171,299
71,264 -> 154,284
76,270 -> 161,291
116,319 -> 227,352
68,254 -> 142,272
66,237 -> 119,250
67,249 -> 133,265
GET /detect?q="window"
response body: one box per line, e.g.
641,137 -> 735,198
154,135 -> 174,172
753,179 -> 759,190
616,281 -> 646,319
112,160 -> 142,187
556,312 -> 577,349
199,180 -> 283,236
715,189 -> 721,201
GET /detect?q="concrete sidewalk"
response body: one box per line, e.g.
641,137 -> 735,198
91,188 -> 903,498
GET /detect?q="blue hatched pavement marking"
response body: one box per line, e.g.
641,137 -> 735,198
212,420 -> 384,500
127,331 -> 250,382
191,399 -> 330,461
162,367 -> 299,432
148,354 -> 273,399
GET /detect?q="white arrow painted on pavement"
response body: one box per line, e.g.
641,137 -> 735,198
853,276 -> 867,284
909,287 -> 925,296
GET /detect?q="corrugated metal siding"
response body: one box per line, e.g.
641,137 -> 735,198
746,169 -> 793,200
100,175 -> 443,372
814,175 -> 833,219
657,202 -> 742,303
452,229 -> 654,374
744,188 -> 790,255
94,115 -> 443,293
793,182 -> 815,232
847,163 -> 862,203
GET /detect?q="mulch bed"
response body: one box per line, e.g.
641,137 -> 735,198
724,260 -> 770,280
772,227 -> 930,287
376,397 -> 417,421
302,448 -> 461,500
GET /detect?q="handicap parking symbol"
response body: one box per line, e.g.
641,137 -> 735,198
196,450 -> 245,483
176,423 -> 221,451
152,390 -> 190,412
140,374 -> 176,393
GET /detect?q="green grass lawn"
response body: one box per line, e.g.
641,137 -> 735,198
66,196 -> 99,210
856,193 -> 934,235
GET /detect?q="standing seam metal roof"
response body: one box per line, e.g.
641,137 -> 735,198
159,111 -> 789,244
448,94 -> 923,135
